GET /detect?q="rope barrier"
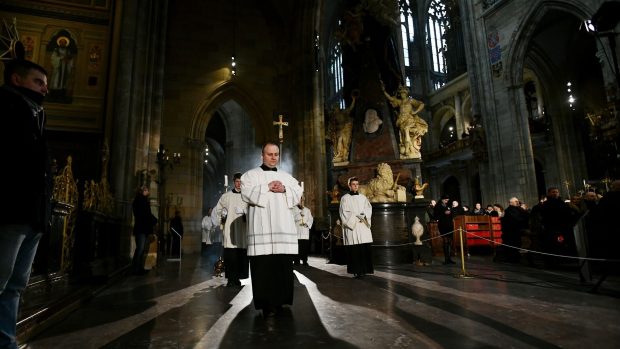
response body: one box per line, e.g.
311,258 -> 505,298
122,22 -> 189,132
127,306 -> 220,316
320,226 -> 620,264
464,231 -> 620,263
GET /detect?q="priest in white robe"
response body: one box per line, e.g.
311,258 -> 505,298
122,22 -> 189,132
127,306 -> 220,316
339,177 -> 374,278
293,196 -> 314,266
213,172 -> 249,287
241,142 -> 303,316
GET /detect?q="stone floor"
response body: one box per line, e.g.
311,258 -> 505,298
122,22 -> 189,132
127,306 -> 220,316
22,253 -> 620,349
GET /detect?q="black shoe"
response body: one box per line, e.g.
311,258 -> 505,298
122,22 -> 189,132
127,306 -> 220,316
448,259 -> 456,264
133,268 -> 149,275
302,261 -> 308,266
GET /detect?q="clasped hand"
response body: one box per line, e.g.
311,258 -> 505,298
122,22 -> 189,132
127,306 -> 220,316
268,180 -> 286,193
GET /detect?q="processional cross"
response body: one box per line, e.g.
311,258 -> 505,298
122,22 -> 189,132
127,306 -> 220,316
273,114 -> 288,143
273,114 -> 289,163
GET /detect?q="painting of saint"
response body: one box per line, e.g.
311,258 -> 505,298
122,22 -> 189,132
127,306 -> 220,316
47,31 -> 77,102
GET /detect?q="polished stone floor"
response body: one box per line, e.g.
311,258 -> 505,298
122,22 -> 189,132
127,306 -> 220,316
23,253 -> 620,349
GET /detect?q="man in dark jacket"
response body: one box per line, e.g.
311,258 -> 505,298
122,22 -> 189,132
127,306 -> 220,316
0,59 -> 51,349
434,195 -> 455,264
499,197 -> 529,263
132,185 -> 157,274
540,187 -> 579,264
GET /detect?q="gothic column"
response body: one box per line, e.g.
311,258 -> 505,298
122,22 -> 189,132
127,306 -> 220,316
109,0 -> 169,254
454,93 -> 464,139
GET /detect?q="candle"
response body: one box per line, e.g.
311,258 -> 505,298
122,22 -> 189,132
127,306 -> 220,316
224,175 -> 228,187
301,181 -> 304,191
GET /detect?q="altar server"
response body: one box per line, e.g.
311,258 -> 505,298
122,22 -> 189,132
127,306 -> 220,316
241,142 -> 303,317
213,172 -> 249,287
339,177 -> 374,278
293,196 -> 313,266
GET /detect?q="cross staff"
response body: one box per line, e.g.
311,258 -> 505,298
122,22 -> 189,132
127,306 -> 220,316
273,114 -> 288,144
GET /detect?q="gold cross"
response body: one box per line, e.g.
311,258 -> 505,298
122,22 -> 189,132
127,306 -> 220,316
273,114 -> 289,143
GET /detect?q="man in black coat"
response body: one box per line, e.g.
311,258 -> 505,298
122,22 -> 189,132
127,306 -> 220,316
540,187 -> 579,264
132,185 -> 157,274
434,195 -> 455,264
499,197 -> 529,263
0,59 -> 51,349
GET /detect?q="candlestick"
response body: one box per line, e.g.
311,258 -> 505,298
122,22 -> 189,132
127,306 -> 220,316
224,175 -> 228,187
301,181 -> 304,191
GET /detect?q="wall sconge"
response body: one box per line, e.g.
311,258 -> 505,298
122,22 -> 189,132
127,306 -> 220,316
157,144 -> 181,169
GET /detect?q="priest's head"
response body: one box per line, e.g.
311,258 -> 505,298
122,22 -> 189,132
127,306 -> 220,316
262,142 -> 280,168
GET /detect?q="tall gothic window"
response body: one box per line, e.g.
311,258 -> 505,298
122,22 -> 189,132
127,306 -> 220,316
329,41 -> 345,109
399,0 -> 417,88
427,0 -> 448,90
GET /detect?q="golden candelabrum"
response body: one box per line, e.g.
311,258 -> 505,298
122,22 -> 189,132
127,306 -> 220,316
53,156 -> 79,273
82,143 -> 115,215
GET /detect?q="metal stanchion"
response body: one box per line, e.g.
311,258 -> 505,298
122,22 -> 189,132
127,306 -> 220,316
167,227 -> 182,262
455,227 -> 473,279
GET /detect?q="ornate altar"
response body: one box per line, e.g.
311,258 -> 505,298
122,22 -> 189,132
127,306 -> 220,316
326,2 -> 432,265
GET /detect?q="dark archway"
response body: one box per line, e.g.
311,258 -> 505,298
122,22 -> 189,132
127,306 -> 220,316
442,176 -> 460,204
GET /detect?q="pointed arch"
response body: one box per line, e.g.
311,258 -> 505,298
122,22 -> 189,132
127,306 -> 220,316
189,82 -> 270,144
504,1 -> 594,86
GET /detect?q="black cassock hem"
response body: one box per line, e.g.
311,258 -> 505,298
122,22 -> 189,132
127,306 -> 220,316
249,254 -> 294,310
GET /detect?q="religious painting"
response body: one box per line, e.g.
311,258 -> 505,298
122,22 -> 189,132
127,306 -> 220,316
19,32 -> 39,62
487,30 -> 502,78
46,29 -> 78,103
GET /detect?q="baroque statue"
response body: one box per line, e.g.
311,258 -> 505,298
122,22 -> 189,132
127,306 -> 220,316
382,83 -> 428,159
327,94 -> 357,165
413,176 -> 429,199
359,162 -> 406,203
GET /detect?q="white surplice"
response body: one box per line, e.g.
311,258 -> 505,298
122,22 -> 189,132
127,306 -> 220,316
241,167 -> 303,256
292,206 -> 314,240
213,190 -> 248,249
201,214 -> 216,244
339,193 -> 373,245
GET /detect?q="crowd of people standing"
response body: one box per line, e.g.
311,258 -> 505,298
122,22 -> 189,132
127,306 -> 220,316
426,183 -> 620,268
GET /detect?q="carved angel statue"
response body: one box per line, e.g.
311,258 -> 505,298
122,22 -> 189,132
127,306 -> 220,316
327,94 -> 357,165
382,83 -> 428,159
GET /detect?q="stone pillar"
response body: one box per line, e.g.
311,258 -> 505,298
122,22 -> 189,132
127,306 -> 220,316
109,0 -> 169,256
454,93 -> 464,140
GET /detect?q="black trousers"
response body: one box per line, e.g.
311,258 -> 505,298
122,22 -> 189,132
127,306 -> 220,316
249,254 -> 294,310
297,239 -> 310,264
224,247 -> 249,282
442,235 -> 453,262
